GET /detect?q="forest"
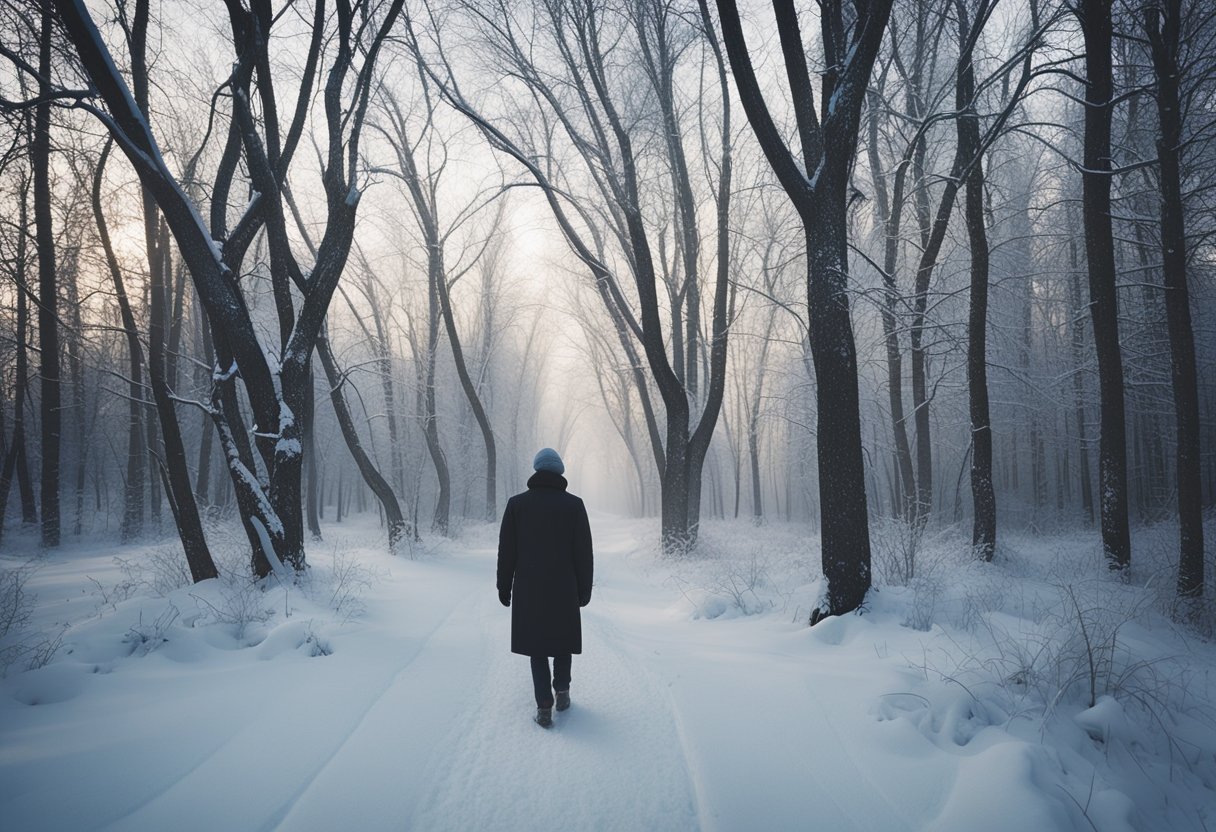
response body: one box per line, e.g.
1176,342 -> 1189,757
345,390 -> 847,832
0,0 -> 1215,829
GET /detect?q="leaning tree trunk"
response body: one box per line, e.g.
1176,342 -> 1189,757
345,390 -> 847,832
315,330 -> 408,547
1146,0 -> 1204,598
94,140 -> 146,541
434,263 -> 498,523
1077,0 -> 1131,570
148,226 -> 218,582
126,0 -> 216,581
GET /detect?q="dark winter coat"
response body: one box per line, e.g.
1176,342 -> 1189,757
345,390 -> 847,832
496,470 -> 594,656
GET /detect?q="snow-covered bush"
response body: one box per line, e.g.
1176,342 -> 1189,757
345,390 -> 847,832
308,545 -> 379,623
701,550 -> 773,616
86,572 -> 138,611
0,561 -> 65,676
115,546 -> 192,597
904,571 -> 944,632
122,603 -> 181,656
0,562 -> 34,644
190,577 -> 274,641
965,579 -> 1155,711
663,521 -> 813,619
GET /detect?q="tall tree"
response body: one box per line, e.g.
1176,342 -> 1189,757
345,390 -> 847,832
285,196 -> 411,549
375,85 -> 498,524
125,0 -> 216,581
1145,0 -> 1204,598
33,0 -> 58,547
716,0 -> 893,617
93,140 -> 144,542
958,0 -> 994,559
1076,0 -> 1131,570
0,179 -> 37,542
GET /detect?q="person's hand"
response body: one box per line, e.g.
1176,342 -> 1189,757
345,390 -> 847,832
499,589 -> 511,607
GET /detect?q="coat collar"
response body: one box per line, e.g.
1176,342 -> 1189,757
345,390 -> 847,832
527,470 -> 568,491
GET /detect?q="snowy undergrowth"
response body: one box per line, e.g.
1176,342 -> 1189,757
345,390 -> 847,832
661,519 -> 818,621
650,516 -> 1216,831
0,519 -> 399,705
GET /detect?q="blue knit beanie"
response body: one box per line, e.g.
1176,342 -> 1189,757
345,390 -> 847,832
533,447 -> 565,475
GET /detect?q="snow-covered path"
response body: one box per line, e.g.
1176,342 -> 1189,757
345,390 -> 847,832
2,515 -> 1112,831
272,522 -> 703,832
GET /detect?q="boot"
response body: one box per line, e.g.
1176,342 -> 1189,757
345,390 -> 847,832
555,689 -> 570,712
535,707 -> 553,728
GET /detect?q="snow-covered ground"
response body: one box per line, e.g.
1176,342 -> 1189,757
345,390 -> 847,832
1,513 -> 1214,831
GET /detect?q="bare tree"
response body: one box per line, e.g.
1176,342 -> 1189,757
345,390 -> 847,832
715,0 -> 893,617
1144,0 -> 1205,598
413,0 -> 733,551
1076,0 -> 1131,571
92,139 -> 145,543
40,0 -> 404,575
32,0 -> 59,547
374,84 -> 499,523
0,178 -> 37,542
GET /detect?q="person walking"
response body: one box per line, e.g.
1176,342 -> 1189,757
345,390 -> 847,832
497,448 -> 594,728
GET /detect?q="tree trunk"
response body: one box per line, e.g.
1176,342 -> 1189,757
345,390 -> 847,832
1014,191 -> 1045,514
748,421 -> 763,524
0,186 -> 38,540
65,250 -> 87,536
1067,226 -> 1095,523
716,0 -> 889,616
435,268 -> 498,522
368,280 -> 407,500
958,0 -> 996,560
125,0 -> 216,581
149,226 -> 218,582
807,221 -> 874,615
304,368 -> 322,539
94,140 -> 146,541
194,302 -> 214,510
0,300 -> 31,542
34,0 -> 59,547
1146,0 -> 1204,598
1077,0 -> 1131,570
908,166 -> 966,528
424,271 -> 450,535
865,92 -> 918,521
681,0 -> 734,547
315,331 -> 408,547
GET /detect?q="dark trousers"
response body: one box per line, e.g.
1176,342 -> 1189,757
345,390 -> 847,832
530,655 -> 572,708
